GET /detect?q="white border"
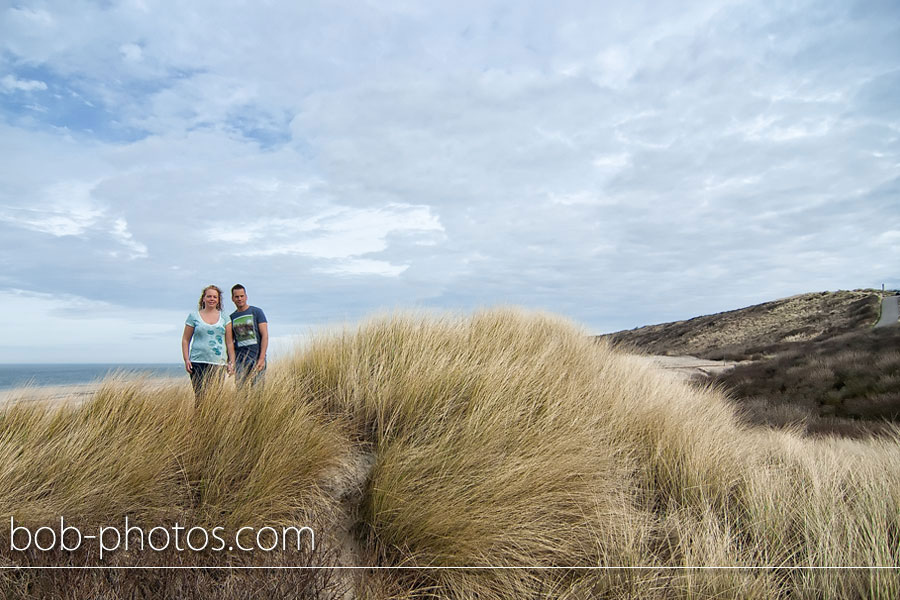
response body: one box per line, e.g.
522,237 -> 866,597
0,566 -> 896,570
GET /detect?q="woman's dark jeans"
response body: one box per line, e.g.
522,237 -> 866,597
189,362 -> 226,398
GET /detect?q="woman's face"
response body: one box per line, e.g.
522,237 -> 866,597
203,289 -> 219,309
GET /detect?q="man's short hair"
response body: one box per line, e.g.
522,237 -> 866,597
231,284 -> 246,294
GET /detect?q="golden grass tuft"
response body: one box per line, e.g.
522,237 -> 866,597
1,308 -> 898,598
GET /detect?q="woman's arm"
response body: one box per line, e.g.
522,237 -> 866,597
182,325 -> 195,373
225,321 -> 235,375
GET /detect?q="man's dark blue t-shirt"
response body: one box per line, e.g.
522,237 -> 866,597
230,306 -> 267,365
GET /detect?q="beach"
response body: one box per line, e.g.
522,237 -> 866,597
0,376 -> 189,406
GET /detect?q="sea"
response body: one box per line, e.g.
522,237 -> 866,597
0,364 -> 185,391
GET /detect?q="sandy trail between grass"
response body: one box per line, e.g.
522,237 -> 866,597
633,355 -> 740,381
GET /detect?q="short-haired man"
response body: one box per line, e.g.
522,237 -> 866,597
229,284 -> 268,387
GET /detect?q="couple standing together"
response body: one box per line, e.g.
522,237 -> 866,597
181,284 -> 268,397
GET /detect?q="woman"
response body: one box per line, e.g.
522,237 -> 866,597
181,285 -> 234,398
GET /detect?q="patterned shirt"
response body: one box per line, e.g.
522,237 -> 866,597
230,306 -> 267,364
185,310 -> 229,365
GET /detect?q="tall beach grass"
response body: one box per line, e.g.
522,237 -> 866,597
0,308 -> 897,598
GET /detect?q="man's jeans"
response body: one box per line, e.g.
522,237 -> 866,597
235,359 -> 265,388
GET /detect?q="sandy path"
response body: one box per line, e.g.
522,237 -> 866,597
636,355 -> 739,381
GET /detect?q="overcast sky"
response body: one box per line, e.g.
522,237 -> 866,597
1,0 -> 898,363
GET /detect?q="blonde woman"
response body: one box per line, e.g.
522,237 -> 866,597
181,285 -> 234,398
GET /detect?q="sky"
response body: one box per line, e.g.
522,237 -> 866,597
1,0 -> 899,363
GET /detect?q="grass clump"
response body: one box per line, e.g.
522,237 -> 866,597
287,309 -> 900,598
0,376 -> 350,598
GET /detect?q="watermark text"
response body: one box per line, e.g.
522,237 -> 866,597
10,517 -> 315,560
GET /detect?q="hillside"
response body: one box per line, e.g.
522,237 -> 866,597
604,290 -> 881,360
603,290 -> 900,436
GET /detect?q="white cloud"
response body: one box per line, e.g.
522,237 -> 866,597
119,43 -> 143,62
739,115 -> 836,142
205,215 -> 322,245
591,153 -> 632,185
0,171 -> 149,259
0,181 -> 103,236
0,74 -> 47,93
548,191 -> 619,206
591,46 -> 635,89
592,153 -> 631,170
700,175 -> 762,194
7,6 -> 54,28
0,289 -> 182,363
217,204 -> 444,262
110,218 -> 148,258
1,0 -> 899,362
313,259 -> 409,277
875,230 -> 900,245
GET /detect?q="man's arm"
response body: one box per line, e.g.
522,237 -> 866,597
256,321 -> 269,371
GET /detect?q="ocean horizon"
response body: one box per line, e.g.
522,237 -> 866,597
0,363 -> 185,391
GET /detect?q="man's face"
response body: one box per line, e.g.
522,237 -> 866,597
232,289 -> 248,310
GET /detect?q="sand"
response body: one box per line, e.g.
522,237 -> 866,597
634,355 -> 740,381
0,376 -> 190,406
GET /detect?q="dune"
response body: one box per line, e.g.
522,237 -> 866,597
0,309 -> 897,599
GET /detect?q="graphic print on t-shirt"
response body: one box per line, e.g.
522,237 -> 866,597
233,314 -> 258,347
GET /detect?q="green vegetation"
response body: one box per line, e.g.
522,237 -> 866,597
713,326 -> 900,437
1,309 -> 899,598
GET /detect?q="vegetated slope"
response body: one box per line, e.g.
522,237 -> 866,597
603,290 -> 879,360
603,290 -> 900,437
1,309 -> 899,599
714,326 -> 900,436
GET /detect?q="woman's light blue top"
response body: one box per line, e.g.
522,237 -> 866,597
185,310 -> 229,365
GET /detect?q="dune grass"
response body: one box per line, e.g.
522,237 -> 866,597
0,375 -> 348,598
0,308 -> 898,599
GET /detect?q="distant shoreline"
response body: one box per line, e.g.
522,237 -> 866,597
0,375 -> 188,406
0,363 -> 185,396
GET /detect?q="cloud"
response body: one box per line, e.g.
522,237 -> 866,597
0,74 -> 48,93
1,0 -> 899,362
0,172 -> 150,261
0,289 -> 183,363
119,43 -> 143,63
209,204 -> 444,262
313,259 -> 409,277
0,181 -> 104,236
110,218 -> 149,258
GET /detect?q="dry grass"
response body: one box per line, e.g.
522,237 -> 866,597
1,308 -> 899,598
0,375 -> 350,598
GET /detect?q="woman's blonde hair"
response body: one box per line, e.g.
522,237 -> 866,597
198,285 -> 223,310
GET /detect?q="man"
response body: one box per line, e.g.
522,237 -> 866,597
229,284 -> 268,387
